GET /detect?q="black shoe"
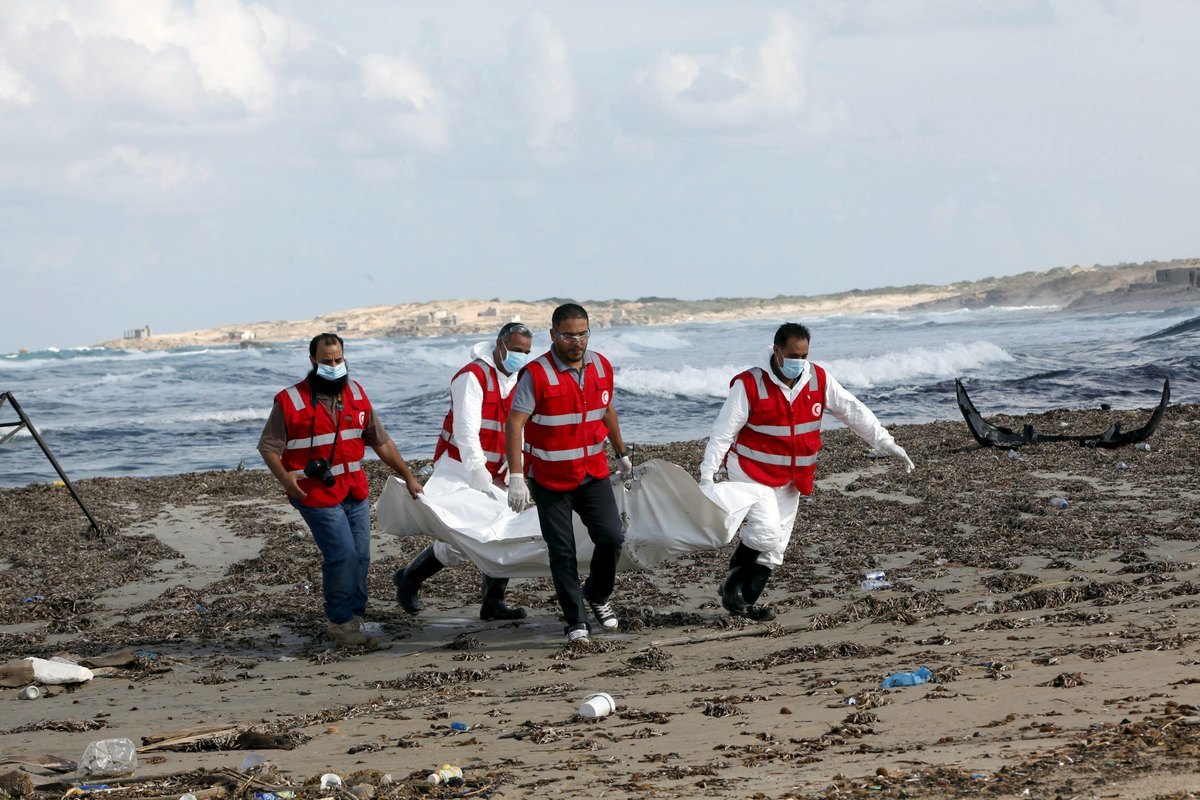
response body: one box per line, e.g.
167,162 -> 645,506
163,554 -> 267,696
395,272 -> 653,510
479,576 -> 527,621
393,545 -> 444,615
588,599 -> 620,630
744,605 -> 776,622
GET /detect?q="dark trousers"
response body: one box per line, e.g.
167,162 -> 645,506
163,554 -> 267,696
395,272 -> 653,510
529,476 -> 625,628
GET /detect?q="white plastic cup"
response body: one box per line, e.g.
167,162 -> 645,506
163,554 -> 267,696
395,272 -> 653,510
18,685 -> 41,700
579,692 -> 616,719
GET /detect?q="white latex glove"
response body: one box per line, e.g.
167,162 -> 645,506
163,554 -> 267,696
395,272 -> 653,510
617,455 -> 633,480
881,440 -> 915,473
699,471 -> 715,488
507,474 -> 530,512
467,466 -> 493,494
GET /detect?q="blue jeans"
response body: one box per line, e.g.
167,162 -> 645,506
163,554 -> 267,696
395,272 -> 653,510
291,496 -> 371,625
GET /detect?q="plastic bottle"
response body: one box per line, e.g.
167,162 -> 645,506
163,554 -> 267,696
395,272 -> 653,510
1048,497 -> 1069,509
880,666 -> 933,689
860,570 -> 892,591
450,721 -> 469,731
79,738 -> 138,776
427,764 -> 464,786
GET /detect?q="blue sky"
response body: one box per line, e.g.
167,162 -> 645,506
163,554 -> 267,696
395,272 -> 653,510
2,1 -> 1198,350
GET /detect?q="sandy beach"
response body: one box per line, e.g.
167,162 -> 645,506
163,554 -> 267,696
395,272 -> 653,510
3,403 -> 1200,799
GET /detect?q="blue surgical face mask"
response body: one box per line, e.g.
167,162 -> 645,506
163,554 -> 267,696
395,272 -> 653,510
316,362 -> 347,381
502,348 -> 530,373
780,357 -> 807,380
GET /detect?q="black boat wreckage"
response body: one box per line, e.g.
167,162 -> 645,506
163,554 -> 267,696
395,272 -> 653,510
955,378 -> 1170,449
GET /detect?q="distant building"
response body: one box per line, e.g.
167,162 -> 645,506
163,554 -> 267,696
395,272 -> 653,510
123,325 -> 152,340
431,310 -> 448,321
227,330 -> 256,341
415,313 -> 432,325
479,306 -> 498,317
334,321 -> 349,332
1155,268 -> 1198,288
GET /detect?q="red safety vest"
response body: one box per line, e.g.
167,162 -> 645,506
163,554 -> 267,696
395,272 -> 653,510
433,359 -> 512,478
730,365 -> 826,495
276,379 -> 371,508
521,350 -> 614,492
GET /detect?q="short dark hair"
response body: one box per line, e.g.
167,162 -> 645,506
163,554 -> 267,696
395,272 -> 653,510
774,322 -> 811,348
309,332 -> 345,356
497,321 -> 532,342
552,303 -> 588,328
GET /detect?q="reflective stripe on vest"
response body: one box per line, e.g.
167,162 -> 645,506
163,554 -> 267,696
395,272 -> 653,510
285,428 -> 363,451
745,420 -> 822,437
734,443 -> 819,467
289,459 -> 363,479
285,385 -> 306,410
530,408 -> 607,426
525,442 -> 606,462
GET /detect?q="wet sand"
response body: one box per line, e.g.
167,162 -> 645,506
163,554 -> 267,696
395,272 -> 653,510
2,404 -> 1200,798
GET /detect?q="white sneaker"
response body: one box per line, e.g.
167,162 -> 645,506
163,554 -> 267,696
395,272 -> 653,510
567,624 -> 590,643
589,600 -> 619,630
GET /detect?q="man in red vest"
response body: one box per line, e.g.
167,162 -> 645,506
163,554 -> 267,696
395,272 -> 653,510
700,323 -> 914,621
259,333 -> 423,647
393,321 -> 534,621
505,303 -> 634,643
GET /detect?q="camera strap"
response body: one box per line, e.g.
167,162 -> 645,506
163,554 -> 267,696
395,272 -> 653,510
309,386 -> 343,465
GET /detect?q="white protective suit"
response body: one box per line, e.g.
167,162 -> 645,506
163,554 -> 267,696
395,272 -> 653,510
699,350 -> 913,568
430,341 -> 520,567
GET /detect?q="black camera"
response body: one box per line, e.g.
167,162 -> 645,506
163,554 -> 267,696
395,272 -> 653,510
304,458 -> 336,487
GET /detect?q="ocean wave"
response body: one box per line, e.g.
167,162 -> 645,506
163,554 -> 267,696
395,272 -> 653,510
170,408 -> 270,424
618,364 -> 753,399
826,341 -> 1013,388
99,366 -> 178,384
608,330 -> 689,351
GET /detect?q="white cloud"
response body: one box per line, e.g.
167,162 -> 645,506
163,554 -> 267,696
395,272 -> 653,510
360,53 -> 451,152
626,12 -> 807,134
0,0 -> 310,121
0,60 -> 36,105
65,146 -> 212,201
508,10 -> 576,161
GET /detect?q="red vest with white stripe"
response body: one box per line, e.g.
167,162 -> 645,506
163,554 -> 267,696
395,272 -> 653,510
731,364 -> 826,495
521,350 -> 614,492
433,359 -> 512,478
276,379 -> 371,508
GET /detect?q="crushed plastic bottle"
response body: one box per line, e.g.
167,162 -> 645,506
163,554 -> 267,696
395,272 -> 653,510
1048,497 -> 1069,509
880,665 -> 933,689
860,570 -> 892,591
1134,442 -> 1151,452
1006,449 -> 1023,460
1115,461 -> 1129,471
450,721 -> 469,731
427,764 -> 464,786
320,774 -> 343,792
79,738 -> 137,776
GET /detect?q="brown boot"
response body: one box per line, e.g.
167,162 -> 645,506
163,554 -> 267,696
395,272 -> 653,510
327,618 -> 379,648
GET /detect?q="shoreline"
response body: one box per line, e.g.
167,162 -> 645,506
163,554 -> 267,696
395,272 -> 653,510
89,259 -> 1200,352
3,404 -> 1200,797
